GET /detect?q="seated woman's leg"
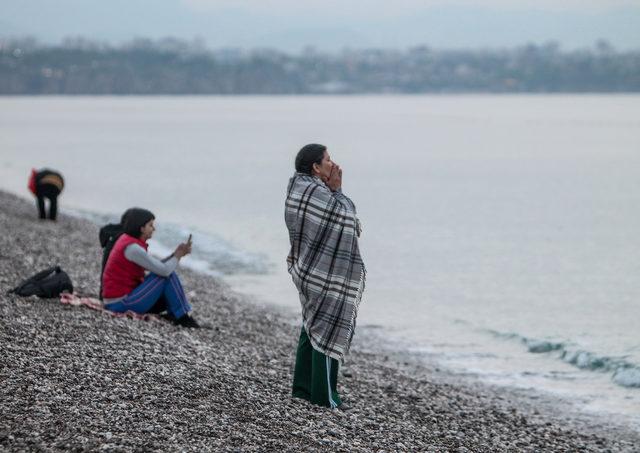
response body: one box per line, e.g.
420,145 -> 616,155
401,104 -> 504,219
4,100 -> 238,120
148,295 -> 168,314
161,272 -> 193,319
105,274 -> 167,314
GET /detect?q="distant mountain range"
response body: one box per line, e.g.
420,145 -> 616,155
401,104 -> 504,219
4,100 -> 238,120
1,39 -> 638,94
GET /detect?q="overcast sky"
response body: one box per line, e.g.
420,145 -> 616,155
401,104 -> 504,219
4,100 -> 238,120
2,0 -> 639,51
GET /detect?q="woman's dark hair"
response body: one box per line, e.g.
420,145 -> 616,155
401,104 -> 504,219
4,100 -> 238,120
295,144 -> 326,175
123,208 -> 155,238
120,207 -> 135,225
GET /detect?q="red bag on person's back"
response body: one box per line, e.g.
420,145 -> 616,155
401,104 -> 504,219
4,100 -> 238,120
28,168 -> 37,195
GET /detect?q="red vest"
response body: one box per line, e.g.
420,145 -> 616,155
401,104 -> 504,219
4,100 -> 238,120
102,234 -> 148,298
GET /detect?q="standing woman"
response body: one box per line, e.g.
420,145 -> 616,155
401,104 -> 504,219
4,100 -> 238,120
101,208 -> 200,328
285,144 -> 366,409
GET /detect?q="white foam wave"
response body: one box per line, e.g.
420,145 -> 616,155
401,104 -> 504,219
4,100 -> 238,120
487,329 -> 640,389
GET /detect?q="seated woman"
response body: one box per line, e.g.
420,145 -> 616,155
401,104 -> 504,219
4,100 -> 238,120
101,208 -> 200,328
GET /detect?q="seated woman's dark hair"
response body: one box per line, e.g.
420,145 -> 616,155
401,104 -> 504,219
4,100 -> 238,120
120,207 -> 136,225
295,144 -> 326,175
123,208 -> 155,238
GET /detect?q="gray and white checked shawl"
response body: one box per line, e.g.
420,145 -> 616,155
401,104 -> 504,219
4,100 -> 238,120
285,173 -> 366,362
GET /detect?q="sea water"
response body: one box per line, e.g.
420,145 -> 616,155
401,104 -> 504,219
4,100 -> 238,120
1,95 -> 638,425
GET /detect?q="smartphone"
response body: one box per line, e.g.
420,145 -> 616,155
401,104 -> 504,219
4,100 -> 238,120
187,234 -> 192,244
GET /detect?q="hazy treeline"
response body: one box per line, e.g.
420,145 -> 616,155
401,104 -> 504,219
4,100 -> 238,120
1,37 -> 639,94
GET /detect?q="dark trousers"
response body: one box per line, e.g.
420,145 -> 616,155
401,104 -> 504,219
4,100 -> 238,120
292,327 -> 342,408
36,184 -> 60,220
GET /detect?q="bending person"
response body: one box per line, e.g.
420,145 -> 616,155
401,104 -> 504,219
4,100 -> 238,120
101,208 -> 200,328
28,168 -> 64,221
285,144 -> 366,409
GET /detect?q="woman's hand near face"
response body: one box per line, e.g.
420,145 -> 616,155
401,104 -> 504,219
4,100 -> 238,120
327,163 -> 342,192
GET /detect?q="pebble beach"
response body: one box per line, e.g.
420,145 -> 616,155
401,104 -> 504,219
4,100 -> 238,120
1,189 -> 638,452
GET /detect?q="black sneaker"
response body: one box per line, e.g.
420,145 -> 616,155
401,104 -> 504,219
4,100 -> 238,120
174,314 -> 200,329
160,313 -> 176,322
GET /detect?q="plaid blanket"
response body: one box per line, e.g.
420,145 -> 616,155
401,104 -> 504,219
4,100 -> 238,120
285,173 -> 366,362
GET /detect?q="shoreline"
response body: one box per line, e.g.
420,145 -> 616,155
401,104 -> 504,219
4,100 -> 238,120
1,189 -> 638,452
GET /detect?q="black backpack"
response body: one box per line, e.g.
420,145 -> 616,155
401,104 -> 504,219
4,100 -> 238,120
99,222 -> 124,300
9,266 -> 74,298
